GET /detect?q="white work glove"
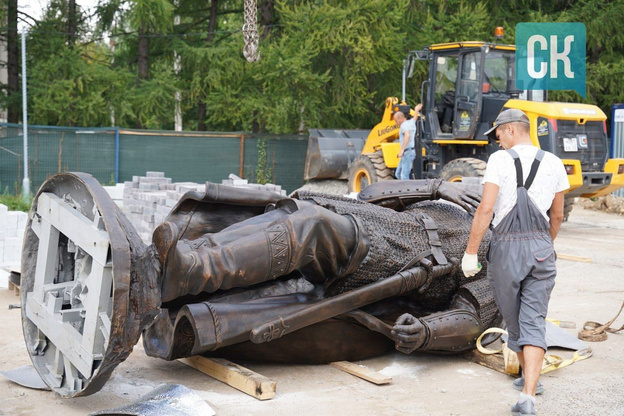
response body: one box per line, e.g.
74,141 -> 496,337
462,252 -> 482,277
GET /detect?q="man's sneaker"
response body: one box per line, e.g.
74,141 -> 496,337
511,398 -> 536,416
512,377 -> 544,395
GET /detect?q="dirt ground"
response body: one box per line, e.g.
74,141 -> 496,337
577,194 -> 624,216
1,204 -> 623,416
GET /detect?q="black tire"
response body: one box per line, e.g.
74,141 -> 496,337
439,157 -> 487,182
563,195 -> 575,222
347,153 -> 394,193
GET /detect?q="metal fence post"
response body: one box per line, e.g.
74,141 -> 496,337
115,127 -> 120,183
611,104 -> 624,197
239,134 -> 245,178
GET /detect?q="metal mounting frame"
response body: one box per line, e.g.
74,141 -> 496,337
20,172 -> 160,397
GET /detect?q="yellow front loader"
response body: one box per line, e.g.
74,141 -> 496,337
304,40 -> 624,218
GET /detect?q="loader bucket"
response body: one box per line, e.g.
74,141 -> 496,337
304,129 -> 369,180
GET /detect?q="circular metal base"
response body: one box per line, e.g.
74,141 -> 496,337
21,173 -> 160,397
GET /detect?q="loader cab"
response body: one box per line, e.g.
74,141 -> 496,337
414,42 -> 546,142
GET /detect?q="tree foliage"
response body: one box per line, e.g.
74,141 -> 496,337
2,0 -> 624,132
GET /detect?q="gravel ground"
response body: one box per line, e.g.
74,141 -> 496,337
1,206 -> 623,416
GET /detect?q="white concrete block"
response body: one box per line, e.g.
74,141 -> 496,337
104,185 -> 124,200
156,205 -> 172,216
139,183 -> 159,191
177,186 -> 196,194
146,171 -> 165,178
0,268 -> 8,288
154,213 -> 164,225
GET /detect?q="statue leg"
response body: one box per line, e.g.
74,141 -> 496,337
154,204 -> 366,302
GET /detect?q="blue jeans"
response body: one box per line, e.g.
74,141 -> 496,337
395,148 -> 416,180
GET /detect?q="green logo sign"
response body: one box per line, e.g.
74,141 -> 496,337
516,23 -> 586,97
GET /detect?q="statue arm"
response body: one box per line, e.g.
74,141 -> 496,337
357,179 -> 481,213
391,290 -> 485,354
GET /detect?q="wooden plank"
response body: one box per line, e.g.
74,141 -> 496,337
330,361 -> 392,385
6,269 -> 20,295
8,280 -> 20,296
462,349 -> 520,376
179,356 -> 276,400
557,253 -> 591,263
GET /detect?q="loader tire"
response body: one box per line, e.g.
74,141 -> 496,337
440,158 -> 487,182
348,153 -> 394,193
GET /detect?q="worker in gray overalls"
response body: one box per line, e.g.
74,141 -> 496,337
461,109 -> 569,416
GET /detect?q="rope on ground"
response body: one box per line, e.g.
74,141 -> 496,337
578,300 -> 624,342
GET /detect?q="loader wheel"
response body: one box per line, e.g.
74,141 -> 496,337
348,153 -> 394,193
440,158 -> 487,182
563,195 -> 575,222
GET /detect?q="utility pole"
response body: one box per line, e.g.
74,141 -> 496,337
21,30 -> 30,200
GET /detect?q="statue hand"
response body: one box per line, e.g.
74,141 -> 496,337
391,313 -> 428,354
435,181 -> 481,213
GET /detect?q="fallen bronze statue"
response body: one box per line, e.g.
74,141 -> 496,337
19,172 -> 501,397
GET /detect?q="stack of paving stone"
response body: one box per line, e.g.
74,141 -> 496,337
0,204 -> 28,287
122,172 -> 286,244
220,174 -> 287,196
123,172 -> 205,243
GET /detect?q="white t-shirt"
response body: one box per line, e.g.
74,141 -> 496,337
482,145 -> 570,227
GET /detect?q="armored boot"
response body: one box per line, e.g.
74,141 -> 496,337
154,220 -> 296,302
153,204 -> 365,302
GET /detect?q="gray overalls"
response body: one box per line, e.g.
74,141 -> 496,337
486,149 -> 556,352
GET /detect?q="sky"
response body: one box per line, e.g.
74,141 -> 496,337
18,0 -> 100,30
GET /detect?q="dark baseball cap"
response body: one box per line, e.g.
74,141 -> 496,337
484,109 -> 530,140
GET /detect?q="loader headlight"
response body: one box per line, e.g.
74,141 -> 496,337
618,164 -> 624,175
565,165 -> 575,175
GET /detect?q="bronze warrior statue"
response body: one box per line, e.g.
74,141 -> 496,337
144,178 -> 501,362
20,174 -> 500,397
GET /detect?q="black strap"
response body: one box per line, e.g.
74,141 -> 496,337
416,213 -> 448,266
399,213 -> 449,272
507,149 -> 545,190
513,157 -> 523,188
524,150 -> 545,190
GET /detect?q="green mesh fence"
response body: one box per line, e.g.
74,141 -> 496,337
0,124 -> 309,195
0,124 -> 117,194
242,134 -> 308,193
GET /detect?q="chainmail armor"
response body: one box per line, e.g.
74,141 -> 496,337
457,278 -> 498,328
295,192 -> 491,310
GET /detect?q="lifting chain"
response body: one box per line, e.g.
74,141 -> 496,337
242,0 -> 260,62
